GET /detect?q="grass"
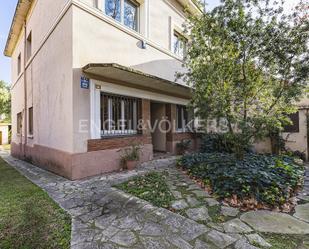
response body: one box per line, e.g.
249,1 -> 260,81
263,234 -> 309,249
0,157 -> 71,249
115,172 -> 175,208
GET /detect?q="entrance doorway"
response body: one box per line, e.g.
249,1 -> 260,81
150,102 -> 166,152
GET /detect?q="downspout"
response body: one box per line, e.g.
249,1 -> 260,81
23,21 -> 28,158
307,109 -> 309,161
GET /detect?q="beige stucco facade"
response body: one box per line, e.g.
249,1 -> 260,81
6,0 -> 200,179
6,0 -> 307,180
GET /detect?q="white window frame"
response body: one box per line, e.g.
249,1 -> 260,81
176,105 -> 188,133
102,0 -> 140,32
101,93 -> 139,136
173,31 -> 187,58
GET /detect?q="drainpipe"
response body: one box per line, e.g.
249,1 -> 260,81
23,21 -> 28,158
307,109 -> 309,161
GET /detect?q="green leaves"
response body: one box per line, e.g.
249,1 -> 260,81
115,172 -> 175,208
179,152 -> 305,206
0,81 -> 11,122
183,0 -> 308,155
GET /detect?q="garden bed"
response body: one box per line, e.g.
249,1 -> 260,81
178,153 -> 305,212
115,172 -> 175,208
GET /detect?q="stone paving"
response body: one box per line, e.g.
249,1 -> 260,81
1,149 -> 309,249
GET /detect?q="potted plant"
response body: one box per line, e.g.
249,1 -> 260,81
120,144 -> 141,170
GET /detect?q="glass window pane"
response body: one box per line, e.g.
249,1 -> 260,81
105,0 -> 121,21
124,0 -> 138,31
173,32 -> 186,58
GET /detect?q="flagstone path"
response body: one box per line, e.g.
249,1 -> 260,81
1,150 -> 309,249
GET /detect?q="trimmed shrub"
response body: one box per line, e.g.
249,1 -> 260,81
178,153 -> 304,207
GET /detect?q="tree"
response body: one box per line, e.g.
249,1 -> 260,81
182,0 -> 309,157
0,80 -> 11,122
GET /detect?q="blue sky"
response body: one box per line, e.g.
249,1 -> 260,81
0,0 -> 18,84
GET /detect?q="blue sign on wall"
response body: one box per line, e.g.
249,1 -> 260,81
81,76 -> 90,89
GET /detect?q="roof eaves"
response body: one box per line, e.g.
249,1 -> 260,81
4,0 -> 33,57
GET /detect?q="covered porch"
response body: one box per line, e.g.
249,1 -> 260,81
83,63 -> 198,156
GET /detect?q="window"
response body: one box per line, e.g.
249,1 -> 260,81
17,53 -> 21,75
124,0 -> 138,31
176,105 -> 189,131
28,107 -> 33,135
17,112 -> 22,135
101,93 -> 141,136
104,0 -> 139,31
283,112 -> 300,133
105,0 -> 121,21
173,31 -> 187,58
26,32 -> 32,61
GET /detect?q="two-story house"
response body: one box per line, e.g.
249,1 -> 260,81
4,0 -> 201,179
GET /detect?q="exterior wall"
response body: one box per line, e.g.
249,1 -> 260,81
9,0 -> 195,179
10,1 -> 74,170
72,1 -> 186,84
0,125 -> 10,145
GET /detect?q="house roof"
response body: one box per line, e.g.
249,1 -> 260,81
83,63 -> 192,99
4,0 -> 33,57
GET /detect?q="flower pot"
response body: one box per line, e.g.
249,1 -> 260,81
126,160 -> 138,170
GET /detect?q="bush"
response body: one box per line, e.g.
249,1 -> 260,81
178,153 -> 304,207
176,139 -> 192,155
200,133 -> 252,154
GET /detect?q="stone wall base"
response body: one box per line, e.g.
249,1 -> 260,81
11,142 -> 153,180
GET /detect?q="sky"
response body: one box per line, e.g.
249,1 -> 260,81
0,0 -> 300,85
0,0 -> 18,84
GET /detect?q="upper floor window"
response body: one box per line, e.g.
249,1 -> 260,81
104,0 -> 139,31
105,0 -> 121,21
173,31 -> 187,58
17,53 -> 21,75
26,32 -> 32,61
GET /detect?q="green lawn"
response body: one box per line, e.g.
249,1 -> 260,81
0,157 -> 71,249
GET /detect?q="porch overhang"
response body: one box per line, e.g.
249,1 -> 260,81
82,63 -> 192,99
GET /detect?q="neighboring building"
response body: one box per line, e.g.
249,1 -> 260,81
0,123 -> 11,146
253,99 -> 309,161
281,99 -> 309,160
4,0 -> 201,179
0,114 -> 11,146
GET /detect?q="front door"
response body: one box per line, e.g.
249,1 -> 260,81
150,102 -> 166,152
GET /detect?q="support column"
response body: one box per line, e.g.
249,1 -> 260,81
166,103 -> 176,153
